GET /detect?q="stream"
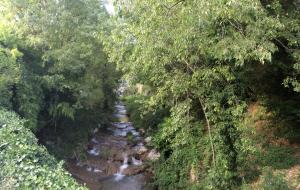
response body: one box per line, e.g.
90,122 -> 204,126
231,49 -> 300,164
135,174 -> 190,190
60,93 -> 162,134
66,101 -> 158,190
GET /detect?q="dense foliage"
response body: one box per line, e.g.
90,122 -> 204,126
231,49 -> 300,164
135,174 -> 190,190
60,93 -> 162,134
0,0 -> 118,189
105,0 -> 300,189
0,0 -> 299,189
0,0 -> 119,131
0,109 -> 87,189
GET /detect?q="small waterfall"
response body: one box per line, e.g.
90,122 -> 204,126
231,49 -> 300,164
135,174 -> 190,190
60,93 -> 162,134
114,154 -> 129,181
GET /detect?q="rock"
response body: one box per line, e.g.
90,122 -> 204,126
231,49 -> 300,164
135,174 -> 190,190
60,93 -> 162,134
147,149 -> 160,161
131,157 -> 143,166
105,163 -> 119,175
94,168 -> 103,173
138,128 -> 146,135
133,143 -> 148,154
114,129 -> 128,137
112,151 -> 125,161
131,130 -> 140,136
93,128 -> 99,134
123,165 -> 146,175
86,166 -> 93,172
113,122 -> 128,129
91,138 -> 99,144
76,161 -> 84,167
144,137 -> 152,144
87,147 -> 100,156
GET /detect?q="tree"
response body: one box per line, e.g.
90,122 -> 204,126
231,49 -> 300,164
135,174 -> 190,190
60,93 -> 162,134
104,0 -> 298,189
0,0 -> 119,131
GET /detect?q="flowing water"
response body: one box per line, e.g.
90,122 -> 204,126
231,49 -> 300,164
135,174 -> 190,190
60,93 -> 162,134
66,102 -> 153,190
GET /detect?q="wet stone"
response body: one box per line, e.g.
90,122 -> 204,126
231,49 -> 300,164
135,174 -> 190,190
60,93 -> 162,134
147,149 -> 160,161
133,143 -> 148,154
132,157 -> 143,166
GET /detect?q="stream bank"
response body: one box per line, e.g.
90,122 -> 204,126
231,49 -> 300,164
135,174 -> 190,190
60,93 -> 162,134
66,102 -> 159,190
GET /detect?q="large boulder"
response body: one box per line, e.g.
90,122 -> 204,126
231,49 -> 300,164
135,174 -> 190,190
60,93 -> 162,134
146,149 -> 160,161
144,136 -> 152,144
133,143 -> 148,154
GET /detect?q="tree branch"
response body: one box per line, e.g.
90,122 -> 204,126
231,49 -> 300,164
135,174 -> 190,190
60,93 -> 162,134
163,0 -> 185,11
169,0 -> 185,9
199,98 -> 216,168
182,59 -> 216,168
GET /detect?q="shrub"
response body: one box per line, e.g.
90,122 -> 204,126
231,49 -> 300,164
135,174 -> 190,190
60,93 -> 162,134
0,109 -> 86,190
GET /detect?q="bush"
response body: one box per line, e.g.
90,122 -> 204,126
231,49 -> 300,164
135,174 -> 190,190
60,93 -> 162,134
0,109 -> 86,190
152,118 -> 205,190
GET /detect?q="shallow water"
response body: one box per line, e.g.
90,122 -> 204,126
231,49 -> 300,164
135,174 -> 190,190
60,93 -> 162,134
98,174 -> 146,190
66,102 -> 150,190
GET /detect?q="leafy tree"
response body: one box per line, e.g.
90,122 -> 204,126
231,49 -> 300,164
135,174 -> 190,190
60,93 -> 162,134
104,0 -> 299,189
0,1 -> 119,188
0,0 -> 119,131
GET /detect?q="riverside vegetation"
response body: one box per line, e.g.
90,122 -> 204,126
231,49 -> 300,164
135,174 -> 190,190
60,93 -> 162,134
0,0 -> 300,190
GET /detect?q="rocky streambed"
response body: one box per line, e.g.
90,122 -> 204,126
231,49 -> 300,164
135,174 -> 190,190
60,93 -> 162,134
66,102 -> 160,190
